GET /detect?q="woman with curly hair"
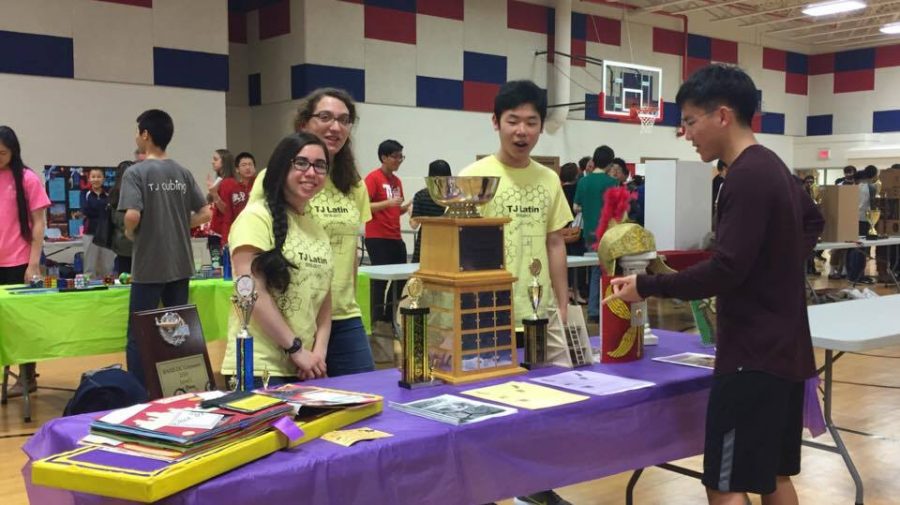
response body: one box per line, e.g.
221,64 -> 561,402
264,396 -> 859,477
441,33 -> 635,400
250,88 -> 375,377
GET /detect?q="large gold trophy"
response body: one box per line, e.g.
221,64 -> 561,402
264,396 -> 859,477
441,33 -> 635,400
866,199 -> 882,239
415,176 -> 526,384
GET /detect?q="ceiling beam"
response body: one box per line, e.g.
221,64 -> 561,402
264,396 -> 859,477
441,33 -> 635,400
812,29 -> 886,44
638,0 -> 697,13
789,18 -> 899,39
764,5 -> 900,33
709,0 -> 805,23
672,0 -> 752,15
828,35 -> 899,49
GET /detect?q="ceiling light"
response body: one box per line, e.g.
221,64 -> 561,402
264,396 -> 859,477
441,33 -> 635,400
802,0 -> 866,17
881,21 -> 900,34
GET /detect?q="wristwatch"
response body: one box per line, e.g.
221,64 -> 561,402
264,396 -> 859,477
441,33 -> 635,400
283,337 -> 303,355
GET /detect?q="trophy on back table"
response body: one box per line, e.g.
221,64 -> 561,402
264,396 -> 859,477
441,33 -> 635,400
413,176 -> 526,384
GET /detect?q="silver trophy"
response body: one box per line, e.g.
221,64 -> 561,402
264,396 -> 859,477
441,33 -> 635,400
232,275 -> 258,391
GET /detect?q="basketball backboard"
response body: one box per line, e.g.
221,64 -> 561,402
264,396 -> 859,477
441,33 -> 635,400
599,60 -> 664,122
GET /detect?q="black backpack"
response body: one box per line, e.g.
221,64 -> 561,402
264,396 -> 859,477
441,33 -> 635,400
63,365 -> 148,417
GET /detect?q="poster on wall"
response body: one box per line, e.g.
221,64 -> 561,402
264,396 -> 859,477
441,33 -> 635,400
44,165 -> 117,239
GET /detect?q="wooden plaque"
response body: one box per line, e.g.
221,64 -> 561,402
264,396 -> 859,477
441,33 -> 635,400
133,304 -> 216,400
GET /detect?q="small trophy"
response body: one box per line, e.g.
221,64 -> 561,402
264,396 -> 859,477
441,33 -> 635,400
399,277 -> 435,388
232,275 -> 257,391
866,207 -> 882,239
522,258 -> 550,369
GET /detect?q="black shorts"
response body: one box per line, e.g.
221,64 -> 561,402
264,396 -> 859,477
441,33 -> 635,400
702,370 -> 804,495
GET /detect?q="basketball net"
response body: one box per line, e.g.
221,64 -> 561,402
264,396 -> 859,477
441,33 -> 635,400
635,106 -> 658,134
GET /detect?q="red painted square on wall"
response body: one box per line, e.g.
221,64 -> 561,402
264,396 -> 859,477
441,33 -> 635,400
259,0 -> 290,40
366,5 -> 416,44
571,38 -> 586,68
833,69 -> 875,93
762,47 -> 786,72
785,72 -> 808,95
464,81 -> 500,113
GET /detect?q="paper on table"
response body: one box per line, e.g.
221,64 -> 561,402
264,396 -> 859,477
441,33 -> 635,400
462,381 -> 589,410
652,352 -> 715,370
530,370 -> 655,396
98,403 -> 149,425
321,427 -> 393,447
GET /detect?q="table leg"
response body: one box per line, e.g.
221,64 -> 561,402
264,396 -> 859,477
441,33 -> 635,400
806,276 -> 821,304
803,350 -> 864,504
625,468 -> 643,505
1,366 -> 8,405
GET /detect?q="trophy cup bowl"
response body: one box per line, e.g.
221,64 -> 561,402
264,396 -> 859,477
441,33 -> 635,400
866,208 -> 881,239
425,176 -> 501,218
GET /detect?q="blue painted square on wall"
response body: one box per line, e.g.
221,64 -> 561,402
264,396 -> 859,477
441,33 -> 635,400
0,30 -> 73,78
464,52 -> 507,85
806,115 -> 832,136
873,110 -> 900,133
154,47 -> 229,91
834,48 -> 875,72
584,93 -> 620,122
687,34 -> 711,60
248,73 -> 261,106
417,76 -> 462,110
660,101 -> 681,127
291,63 -> 365,102
571,12 -> 586,40
786,52 -> 807,75
366,0 -> 415,12
760,112 -> 785,135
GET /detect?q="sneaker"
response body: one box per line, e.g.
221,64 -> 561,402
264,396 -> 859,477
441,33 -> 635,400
514,490 -> 572,505
828,273 -> 845,280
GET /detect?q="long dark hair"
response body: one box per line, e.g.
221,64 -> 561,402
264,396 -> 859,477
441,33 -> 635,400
293,88 -> 359,195
216,149 -> 235,179
0,126 -> 32,241
108,160 -> 134,207
252,133 -> 330,293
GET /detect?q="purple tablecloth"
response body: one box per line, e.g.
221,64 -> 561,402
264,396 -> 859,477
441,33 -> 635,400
24,331 -> 716,505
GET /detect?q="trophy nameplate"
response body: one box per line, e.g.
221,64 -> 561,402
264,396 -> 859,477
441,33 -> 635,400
133,304 -> 216,400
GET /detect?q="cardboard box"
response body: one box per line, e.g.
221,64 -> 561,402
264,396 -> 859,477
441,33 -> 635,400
820,185 -> 859,242
877,219 -> 900,236
879,169 -> 900,193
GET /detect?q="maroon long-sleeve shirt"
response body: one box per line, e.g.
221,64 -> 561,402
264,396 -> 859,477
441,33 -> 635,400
637,145 -> 824,381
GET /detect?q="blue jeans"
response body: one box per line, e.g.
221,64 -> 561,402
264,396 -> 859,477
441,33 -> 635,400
588,266 -> 601,319
326,317 -> 375,377
126,279 -> 190,388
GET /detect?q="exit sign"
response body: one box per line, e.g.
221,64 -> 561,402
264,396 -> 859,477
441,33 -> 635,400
817,149 -> 831,160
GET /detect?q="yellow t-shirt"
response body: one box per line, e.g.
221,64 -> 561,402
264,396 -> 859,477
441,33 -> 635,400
249,169 -> 370,320
221,201 -> 334,377
460,155 -> 573,325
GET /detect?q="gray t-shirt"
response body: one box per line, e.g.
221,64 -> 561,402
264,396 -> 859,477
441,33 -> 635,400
118,159 -> 206,283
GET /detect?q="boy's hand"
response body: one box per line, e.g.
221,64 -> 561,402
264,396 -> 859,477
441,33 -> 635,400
603,275 -> 643,304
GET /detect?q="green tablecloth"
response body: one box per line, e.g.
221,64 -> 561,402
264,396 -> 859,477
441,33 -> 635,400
0,279 -> 232,367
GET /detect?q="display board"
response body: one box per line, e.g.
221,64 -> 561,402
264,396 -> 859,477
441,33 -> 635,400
44,164 -> 117,238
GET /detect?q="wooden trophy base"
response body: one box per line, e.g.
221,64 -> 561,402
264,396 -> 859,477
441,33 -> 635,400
431,365 -> 526,385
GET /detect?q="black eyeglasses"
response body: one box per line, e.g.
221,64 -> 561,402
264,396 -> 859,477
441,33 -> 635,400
310,111 -> 354,127
291,156 -> 329,174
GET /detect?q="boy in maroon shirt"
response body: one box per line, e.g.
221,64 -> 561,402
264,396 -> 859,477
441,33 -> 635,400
364,139 -> 410,329
606,64 -> 824,505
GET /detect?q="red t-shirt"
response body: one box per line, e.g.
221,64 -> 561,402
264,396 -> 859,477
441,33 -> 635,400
364,168 -> 403,240
217,176 -> 254,243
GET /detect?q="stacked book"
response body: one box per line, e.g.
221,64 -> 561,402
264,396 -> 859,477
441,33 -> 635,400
82,391 -> 293,462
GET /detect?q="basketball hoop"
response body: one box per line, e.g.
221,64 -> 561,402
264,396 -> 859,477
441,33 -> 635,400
636,106 -> 659,134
